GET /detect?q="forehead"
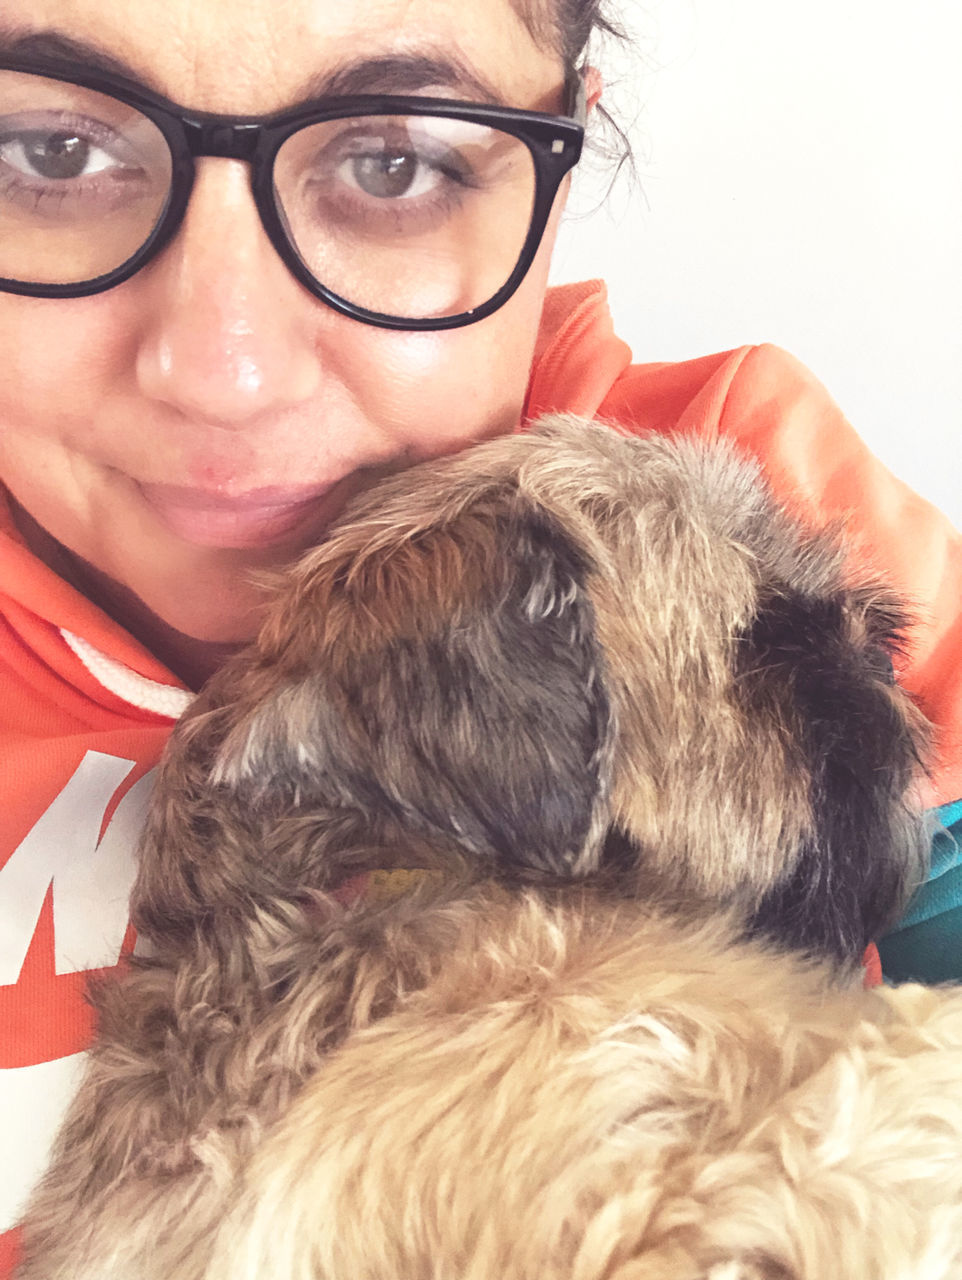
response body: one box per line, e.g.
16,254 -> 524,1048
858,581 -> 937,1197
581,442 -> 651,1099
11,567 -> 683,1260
1,0 -> 564,113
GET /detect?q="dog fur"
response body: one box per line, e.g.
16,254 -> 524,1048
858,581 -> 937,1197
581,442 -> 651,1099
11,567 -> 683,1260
17,416 -> 960,1280
205,894 -> 962,1280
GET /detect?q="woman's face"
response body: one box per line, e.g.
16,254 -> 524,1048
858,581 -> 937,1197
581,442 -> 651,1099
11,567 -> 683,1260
0,0 -> 571,648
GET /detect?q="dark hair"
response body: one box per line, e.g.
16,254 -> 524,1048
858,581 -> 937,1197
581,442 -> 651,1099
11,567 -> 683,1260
547,0 -> 636,181
557,0 -> 630,71
501,4 -> 637,182
510,0 -> 629,70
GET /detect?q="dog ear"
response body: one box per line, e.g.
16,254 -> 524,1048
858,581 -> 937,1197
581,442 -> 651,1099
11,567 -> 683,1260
213,494 -> 615,880
738,583 -> 929,961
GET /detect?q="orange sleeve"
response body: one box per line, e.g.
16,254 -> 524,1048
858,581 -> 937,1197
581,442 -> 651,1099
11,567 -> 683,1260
0,1229 -> 20,1280
712,344 -> 962,806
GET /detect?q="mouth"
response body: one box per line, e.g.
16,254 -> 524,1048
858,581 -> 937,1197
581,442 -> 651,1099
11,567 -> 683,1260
136,480 -> 347,550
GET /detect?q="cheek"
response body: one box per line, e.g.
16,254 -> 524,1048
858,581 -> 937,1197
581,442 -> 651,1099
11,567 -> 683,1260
0,293 -> 138,427
331,215 -> 561,463
347,330 -> 527,458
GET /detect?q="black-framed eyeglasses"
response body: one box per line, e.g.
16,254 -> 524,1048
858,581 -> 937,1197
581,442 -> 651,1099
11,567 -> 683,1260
0,56 -> 585,330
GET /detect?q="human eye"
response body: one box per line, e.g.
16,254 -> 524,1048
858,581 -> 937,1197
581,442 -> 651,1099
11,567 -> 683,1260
0,110 -> 162,218
278,114 -> 520,239
330,125 -> 477,204
2,121 -> 116,180
311,119 -> 483,236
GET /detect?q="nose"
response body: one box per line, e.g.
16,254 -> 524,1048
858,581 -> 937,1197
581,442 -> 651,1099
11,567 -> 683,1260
134,159 -> 322,428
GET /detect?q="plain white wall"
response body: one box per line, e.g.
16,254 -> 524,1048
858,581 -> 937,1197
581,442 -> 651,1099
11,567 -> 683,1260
549,0 -> 962,527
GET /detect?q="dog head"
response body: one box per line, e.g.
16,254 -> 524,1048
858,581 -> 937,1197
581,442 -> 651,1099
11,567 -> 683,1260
145,416 -> 929,963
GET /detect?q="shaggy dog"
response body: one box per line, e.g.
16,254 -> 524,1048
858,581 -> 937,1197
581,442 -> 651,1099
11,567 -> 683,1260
17,417 -> 962,1280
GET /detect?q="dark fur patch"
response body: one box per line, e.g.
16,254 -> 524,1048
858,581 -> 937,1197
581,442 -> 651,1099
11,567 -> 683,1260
737,587 -> 926,960
333,501 -> 614,876
226,499 -> 615,881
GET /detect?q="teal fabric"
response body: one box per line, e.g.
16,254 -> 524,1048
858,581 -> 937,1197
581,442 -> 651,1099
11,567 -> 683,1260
878,800 -> 962,984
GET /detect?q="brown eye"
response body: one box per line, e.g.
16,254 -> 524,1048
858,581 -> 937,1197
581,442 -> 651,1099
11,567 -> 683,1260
351,150 -> 418,198
24,131 -> 90,180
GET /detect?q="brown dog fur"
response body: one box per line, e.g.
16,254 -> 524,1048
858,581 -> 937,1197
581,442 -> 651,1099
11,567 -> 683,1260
18,417 -> 958,1280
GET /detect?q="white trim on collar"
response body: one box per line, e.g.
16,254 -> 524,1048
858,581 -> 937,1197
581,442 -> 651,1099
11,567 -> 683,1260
60,629 -> 194,719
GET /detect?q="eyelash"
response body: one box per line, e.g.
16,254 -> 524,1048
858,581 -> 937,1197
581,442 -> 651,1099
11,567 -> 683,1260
0,111 -> 141,196
290,131 -> 483,230
305,176 -> 468,237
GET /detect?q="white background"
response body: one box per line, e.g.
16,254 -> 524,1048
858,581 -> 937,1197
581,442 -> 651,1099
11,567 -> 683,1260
549,0 -> 962,527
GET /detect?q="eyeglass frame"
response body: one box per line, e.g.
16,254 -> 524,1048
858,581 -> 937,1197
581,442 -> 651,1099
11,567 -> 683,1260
0,54 -> 586,330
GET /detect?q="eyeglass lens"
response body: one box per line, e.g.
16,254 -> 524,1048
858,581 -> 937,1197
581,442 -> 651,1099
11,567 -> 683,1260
0,69 -> 539,320
274,115 -> 535,319
0,70 -> 173,286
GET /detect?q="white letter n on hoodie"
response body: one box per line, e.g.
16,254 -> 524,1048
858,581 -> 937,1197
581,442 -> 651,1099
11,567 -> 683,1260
0,751 -> 153,986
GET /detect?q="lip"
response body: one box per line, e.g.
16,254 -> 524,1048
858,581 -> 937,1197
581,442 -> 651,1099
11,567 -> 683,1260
137,480 -> 342,549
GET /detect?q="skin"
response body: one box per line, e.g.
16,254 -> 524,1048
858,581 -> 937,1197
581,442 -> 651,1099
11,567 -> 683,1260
0,0 -> 597,686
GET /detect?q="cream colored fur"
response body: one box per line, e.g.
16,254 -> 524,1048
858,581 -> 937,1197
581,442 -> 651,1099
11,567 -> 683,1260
206,893 -> 962,1280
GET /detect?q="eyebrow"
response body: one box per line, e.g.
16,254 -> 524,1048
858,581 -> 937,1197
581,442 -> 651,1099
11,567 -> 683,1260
315,55 -> 508,105
0,29 -> 151,85
0,29 -> 512,108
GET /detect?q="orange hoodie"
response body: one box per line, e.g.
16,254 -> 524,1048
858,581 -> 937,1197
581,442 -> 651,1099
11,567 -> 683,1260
2,280 -> 960,1271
